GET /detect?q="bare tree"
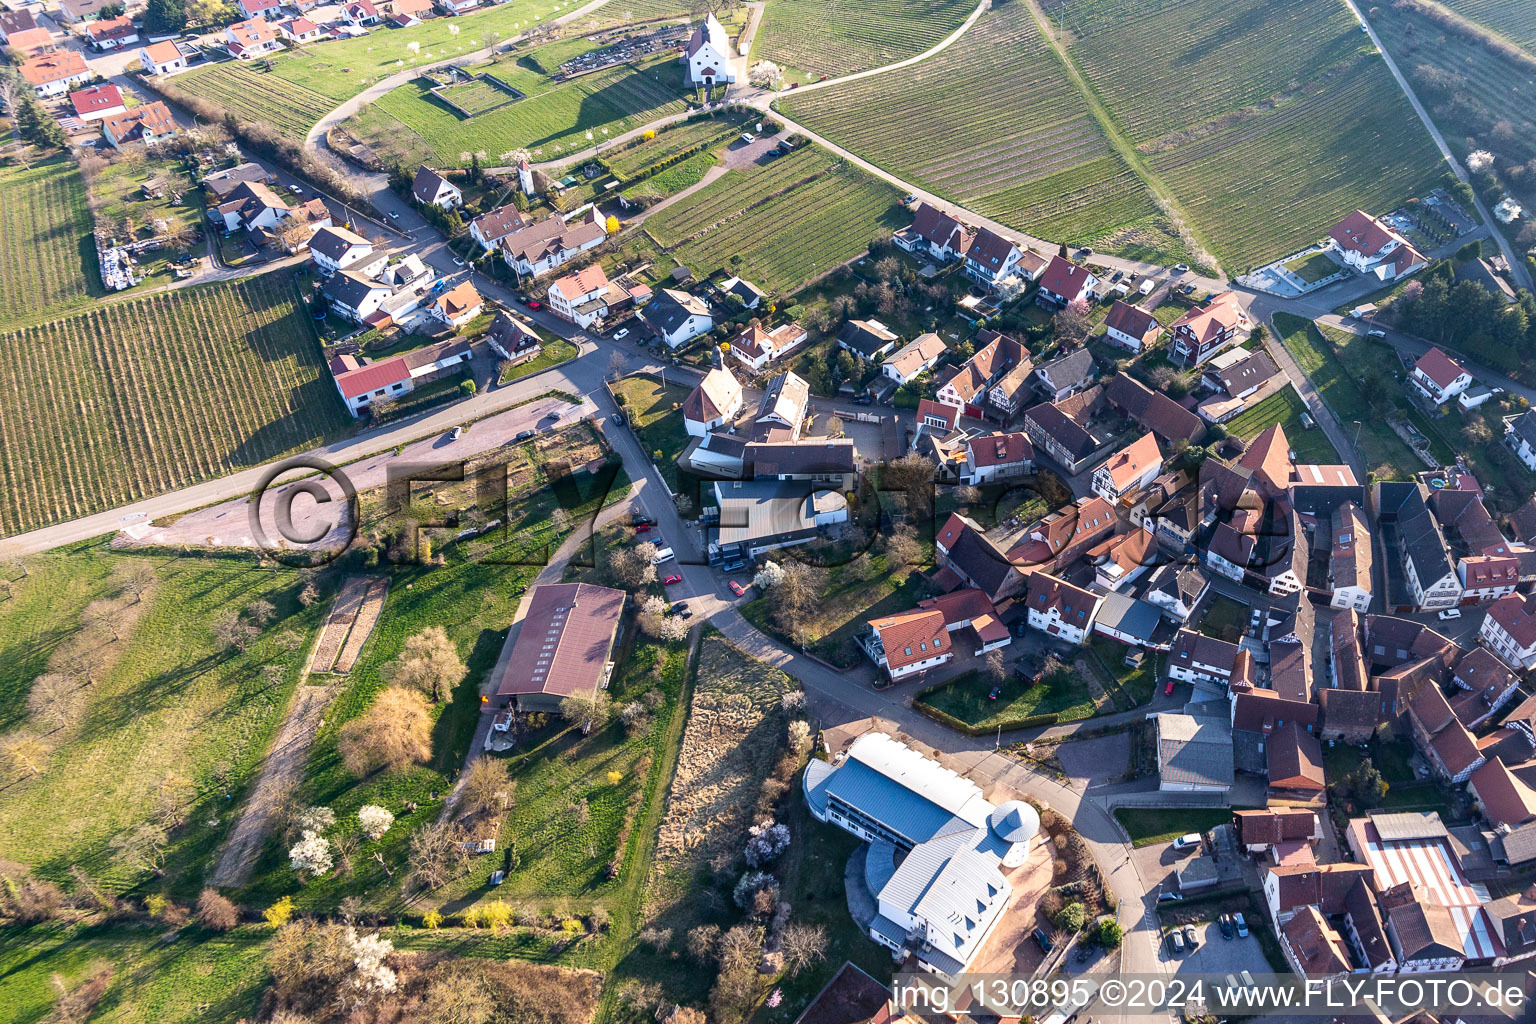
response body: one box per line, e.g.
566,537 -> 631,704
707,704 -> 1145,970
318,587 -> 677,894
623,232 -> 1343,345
560,691 -> 613,734
197,887 -> 239,931
607,350 -> 628,381
337,686 -> 434,777
406,820 -> 471,891
382,626 -> 466,702
46,963 -> 114,1024
108,822 -> 169,876
0,732 -> 49,778
26,673 -> 74,733
985,649 -> 1007,687
210,610 -> 259,653
781,923 -> 828,976
424,974 -> 496,1024
882,524 -> 922,569
459,756 -> 514,817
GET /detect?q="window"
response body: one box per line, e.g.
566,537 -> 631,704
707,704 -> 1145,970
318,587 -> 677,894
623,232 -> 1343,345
904,647 -> 912,657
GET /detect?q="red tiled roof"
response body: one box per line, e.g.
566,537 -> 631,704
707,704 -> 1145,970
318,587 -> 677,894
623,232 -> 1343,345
69,83 -> 123,116
102,101 -> 176,142
141,40 -> 182,63
87,15 -> 136,40
1038,255 -> 1093,301
1267,721 -> 1325,791
434,281 -> 482,319
1103,300 -> 1161,342
1239,423 -> 1291,492
869,608 -> 948,672
7,26 -> 53,50
1172,290 -> 1246,345
1469,758 -> 1536,828
916,588 -> 995,628
916,398 -> 959,430
1329,210 -> 1401,258
19,50 -> 87,85
1098,432 -> 1160,490
968,431 -> 1033,468
333,356 -> 410,400
1025,571 -> 1098,624
1487,593 -> 1536,650
552,264 -> 608,302
1234,808 -> 1317,847
1414,347 -> 1466,391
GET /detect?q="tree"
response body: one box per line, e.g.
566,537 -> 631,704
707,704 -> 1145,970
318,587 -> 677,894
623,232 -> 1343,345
197,887 -> 239,931
27,673 -> 73,733
744,821 -> 790,867
883,524 -> 921,568
754,561 -> 786,590
781,923 -> 828,976
609,543 -> 658,588
1346,758 -> 1389,805
337,686 -> 433,777
607,349 -> 628,380
882,452 -> 936,519
46,963 -> 114,1024
787,718 -> 812,756
289,831 -> 333,878
560,690 -> 613,734
264,895 -> 294,928
357,804 -> 394,841
210,609 -> 259,653
152,769 -> 196,830
298,581 -> 320,608
686,923 -> 722,963
109,822 -> 168,875
382,626 -> 465,702
424,975 -> 496,1024
1093,917 -> 1123,948
459,756 -> 513,816
406,820 -> 471,891
985,649 -> 1007,686
0,732 -> 48,778
1054,901 -> 1086,932
1053,300 -> 1093,346
605,214 -> 620,234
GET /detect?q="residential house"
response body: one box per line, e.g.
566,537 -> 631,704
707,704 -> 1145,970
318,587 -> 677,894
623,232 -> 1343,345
1448,647 -> 1518,730
1089,530 -> 1157,592
642,288 -> 714,348
836,318 -> 899,362
1033,348 -> 1095,401
308,225 -> 386,277
1003,495 -> 1116,573
729,321 -> 806,371
498,211 -> 606,276
411,165 -> 462,209
321,266 -> 433,328
468,206 -> 529,252
1233,808 -> 1321,855
327,338 -> 472,415
1409,347 -> 1471,406
486,311 -> 541,364
934,330 -> 1029,418
719,276 -> 765,309
56,0 -> 117,22
754,371 -> 810,440
1329,502 -> 1373,611
85,15 -> 138,50
1024,572 -> 1101,645
1167,629 -> 1240,687
435,0 -> 478,14
224,18 -> 282,59
1102,300 -> 1163,352
916,588 -> 1012,655
893,202 -> 972,263
1328,210 -> 1427,281
429,281 -> 484,328
1104,373 -> 1205,446
933,513 -> 1028,605
1280,906 -> 1352,980
683,12 -> 734,86
101,102 -> 177,149
744,440 -> 858,491
1156,712 -> 1233,794
1482,594 -> 1536,670
1458,554 -> 1519,604
882,332 -> 946,385
861,609 -> 951,681
1022,386 -> 1108,474
1202,346 -> 1278,400
18,51 -> 90,97
1268,721 -> 1325,794
682,366 -> 744,437
1506,411 -> 1536,471
68,84 -> 125,122
278,17 -> 325,42
237,0 -> 282,17
1485,892 -> 1536,966
547,264 -> 634,330
1375,481 -> 1460,612
1090,432 -> 1162,503
960,432 -> 1033,486
491,583 -> 624,713
6,26 -> 54,53
802,733 -> 1037,979
138,40 -> 194,75
202,162 -> 275,202
709,480 -> 847,563
0,8 -> 39,40
963,228 -> 1026,289
1468,758 -> 1536,829
1408,684 -> 1486,783
1169,291 -> 1250,367
209,180 -> 294,234
1034,255 -> 1097,308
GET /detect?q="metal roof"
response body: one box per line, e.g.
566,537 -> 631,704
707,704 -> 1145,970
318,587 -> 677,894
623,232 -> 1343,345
1369,810 -> 1450,842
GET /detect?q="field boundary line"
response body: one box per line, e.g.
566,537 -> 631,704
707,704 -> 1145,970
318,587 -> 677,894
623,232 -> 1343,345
785,0 -> 993,96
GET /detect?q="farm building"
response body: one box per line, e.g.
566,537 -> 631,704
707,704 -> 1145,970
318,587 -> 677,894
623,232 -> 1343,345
492,583 -> 626,714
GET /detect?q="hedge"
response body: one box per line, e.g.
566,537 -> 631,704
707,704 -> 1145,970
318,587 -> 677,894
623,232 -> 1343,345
911,694 -> 1059,735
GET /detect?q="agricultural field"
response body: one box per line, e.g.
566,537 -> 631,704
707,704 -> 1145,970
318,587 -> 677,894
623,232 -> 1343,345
758,0 -> 976,78
639,144 -> 906,294
1442,0 -> 1536,48
778,6 -> 1165,251
0,272 -> 349,536
604,111 -> 751,177
621,150 -> 716,202
0,158 -> 100,331
354,50 -> 688,167
1043,0 -> 1445,269
172,0 -> 569,137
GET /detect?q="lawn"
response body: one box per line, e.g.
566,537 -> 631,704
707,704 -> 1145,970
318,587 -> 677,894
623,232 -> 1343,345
500,335 -> 579,383
1273,311 -> 1426,479
603,111 -> 752,178
1283,251 -> 1341,284
1199,593 -> 1249,644
0,271 -> 351,536
354,50 -> 690,168
1088,636 -> 1157,708
919,663 -> 1100,727
779,5 -> 1169,253
758,0 -> 977,78
610,374 -> 693,489
0,157 -> 101,331
1224,387 -> 1343,466
621,150 -> 716,203
0,547 -> 322,894
1049,0 -> 1445,269
638,144 -> 907,294
1114,807 -> 1236,847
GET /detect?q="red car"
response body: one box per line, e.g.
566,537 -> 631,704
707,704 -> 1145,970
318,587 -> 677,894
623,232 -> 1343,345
728,580 -> 746,596
1164,680 -> 1176,697
633,523 -> 651,534
663,574 -> 683,586
526,299 -> 542,310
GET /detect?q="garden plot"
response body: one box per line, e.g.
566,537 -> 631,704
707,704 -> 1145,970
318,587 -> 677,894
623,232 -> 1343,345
758,0 -> 976,77
0,272 -> 348,536
779,6 -> 1161,245
311,577 -> 389,674
0,158 -> 101,331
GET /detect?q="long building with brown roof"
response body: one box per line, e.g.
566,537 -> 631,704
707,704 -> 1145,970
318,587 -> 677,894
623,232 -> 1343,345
493,583 -> 626,713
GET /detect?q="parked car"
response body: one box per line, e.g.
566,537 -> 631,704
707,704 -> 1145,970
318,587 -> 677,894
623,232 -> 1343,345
1033,928 -> 1053,954
514,429 -> 534,441
1367,329 -> 1386,339
650,546 -> 676,563
1218,914 -> 1234,939
449,425 -> 463,441
1076,247 -> 1093,258
662,574 -> 682,586
526,299 -> 542,310
1164,679 -> 1176,697
614,328 -> 630,340
611,413 -> 625,425
630,513 -> 655,526
1183,925 -> 1199,949
1157,891 -> 1183,902
453,256 -> 466,267
903,194 -> 917,205
633,524 -> 652,534
388,210 -> 400,220
1172,833 -> 1202,851
740,132 -> 756,144
988,686 -> 1003,700
1233,912 -> 1249,938
1167,930 -> 1185,954
1172,263 -> 1190,273
676,604 -> 693,618
722,559 -> 746,572
1438,608 -> 1462,620
728,580 -> 746,597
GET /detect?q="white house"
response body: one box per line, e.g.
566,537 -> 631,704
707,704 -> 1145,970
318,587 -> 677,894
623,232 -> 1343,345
434,0 -> 478,15
1328,210 -> 1427,281
1035,255 -> 1098,308
729,322 -> 806,371
411,165 -> 462,210
209,180 -> 292,234
1091,432 -> 1162,503
85,15 -> 138,50
1024,572 -> 1100,646
321,272 -> 394,324
1102,300 -> 1163,352
138,40 -> 191,75
682,366 -> 744,437
882,332 -> 947,385
861,609 -> 952,681
328,339 -> 472,416
1167,629 -> 1239,687
963,228 -> 1024,289
468,206 -> 530,252
308,225 -> 386,277
894,203 -> 973,264
429,281 -> 484,328
961,432 -> 1033,486
18,51 -> 91,97
278,16 -> 325,42
68,84 -> 126,122
1409,347 -> 1472,406
1507,410 -> 1536,471
1328,502 -> 1373,611
641,288 -> 713,348
101,102 -> 178,149
803,734 -> 1037,980
1481,594 -> 1536,671
498,211 -> 606,277
1458,555 -> 1519,604
343,0 -> 382,23
683,12 -> 734,87
547,264 -> 615,329
237,0 -> 281,18
224,18 -> 282,59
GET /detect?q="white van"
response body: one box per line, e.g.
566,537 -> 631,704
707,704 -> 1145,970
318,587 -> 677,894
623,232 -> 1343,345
650,546 -> 676,563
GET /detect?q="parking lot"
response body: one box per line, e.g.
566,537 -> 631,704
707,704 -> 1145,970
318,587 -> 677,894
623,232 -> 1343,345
1158,915 -> 1267,978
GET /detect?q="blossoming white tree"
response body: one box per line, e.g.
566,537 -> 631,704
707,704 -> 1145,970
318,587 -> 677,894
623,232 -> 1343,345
357,805 -> 394,841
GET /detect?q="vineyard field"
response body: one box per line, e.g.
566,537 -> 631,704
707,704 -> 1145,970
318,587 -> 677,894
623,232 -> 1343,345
0,273 -> 349,536
0,159 -> 101,331
169,63 -> 335,139
605,113 -> 750,177
1441,0 -> 1536,49
638,146 -> 904,294
758,0 -> 975,77
779,6 -> 1160,245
